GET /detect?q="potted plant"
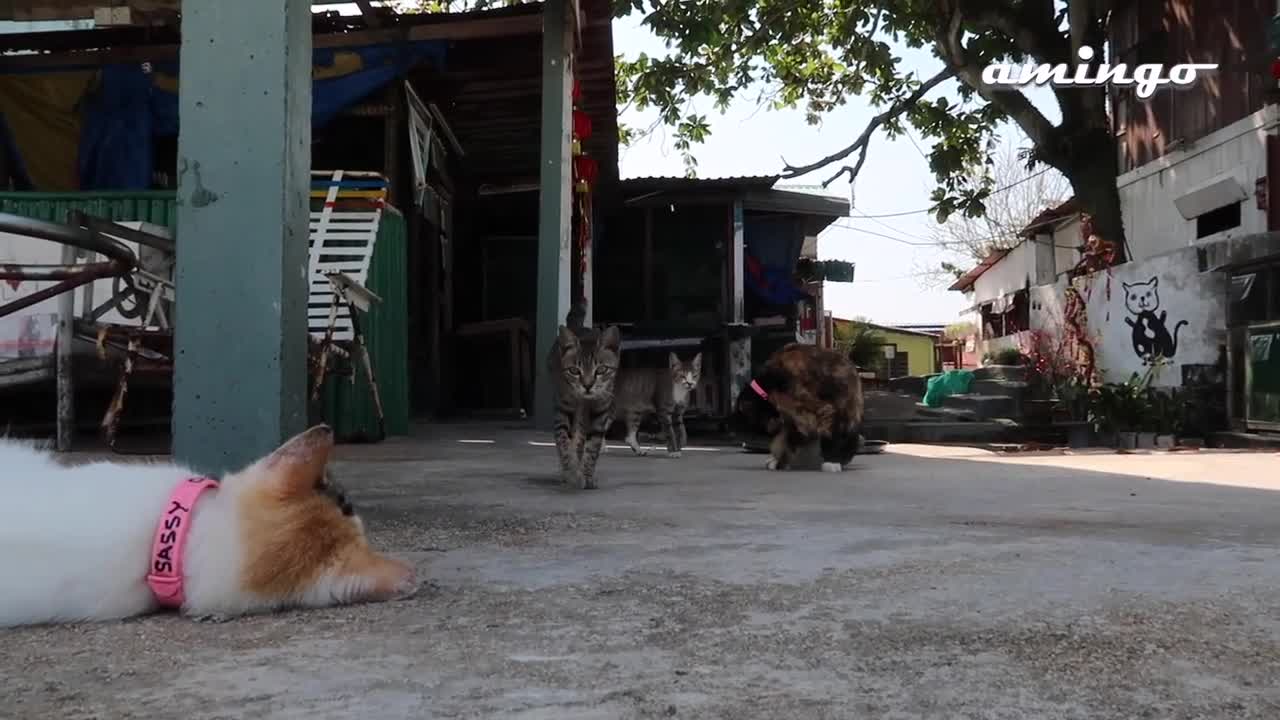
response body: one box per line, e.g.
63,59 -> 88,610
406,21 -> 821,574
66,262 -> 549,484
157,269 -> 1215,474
1054,376 -> 1092,447
1153,389 -> 1181,449
1121,369 -> 1158,449
1088,383 -> 1120,447
1092,370 -> 1153,449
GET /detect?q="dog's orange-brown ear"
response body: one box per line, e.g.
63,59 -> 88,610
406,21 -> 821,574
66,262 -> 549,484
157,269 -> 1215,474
261,425 -> 333,496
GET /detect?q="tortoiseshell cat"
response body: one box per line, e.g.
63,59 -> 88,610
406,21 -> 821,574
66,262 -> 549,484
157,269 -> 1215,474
547,305 -> 621,489
612,352 -> 702,457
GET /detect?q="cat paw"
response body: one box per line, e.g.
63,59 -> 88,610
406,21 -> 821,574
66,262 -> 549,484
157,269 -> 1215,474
821,462 -> 843,473
668,451 -> 682,458
633,448 -> 649,456
764,457 -> 779,471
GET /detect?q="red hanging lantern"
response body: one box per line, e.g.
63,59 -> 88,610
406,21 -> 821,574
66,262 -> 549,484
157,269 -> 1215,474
573,110 -> 592,141
573,154 -> 598,192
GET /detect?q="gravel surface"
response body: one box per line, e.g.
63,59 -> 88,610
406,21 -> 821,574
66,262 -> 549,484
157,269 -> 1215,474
4,437 -> 1280,719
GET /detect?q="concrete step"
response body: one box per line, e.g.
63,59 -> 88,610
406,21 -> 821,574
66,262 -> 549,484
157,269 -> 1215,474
940,393 -> 1020,420
972,364 -> 1027,382
866,390 -> 931,421
915,403 -> 982,422
887,375 -> 928,397
970,379 -> 1031,398
864,418 -> 1018,444
1210,431 -> 1280,449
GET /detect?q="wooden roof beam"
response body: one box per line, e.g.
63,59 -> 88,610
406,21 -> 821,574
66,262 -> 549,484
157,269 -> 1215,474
0,11 -> 544,69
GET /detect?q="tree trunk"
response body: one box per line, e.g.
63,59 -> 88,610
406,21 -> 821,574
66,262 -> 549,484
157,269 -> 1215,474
1065,144 -> 1128,263
1034,118 -> 1127,263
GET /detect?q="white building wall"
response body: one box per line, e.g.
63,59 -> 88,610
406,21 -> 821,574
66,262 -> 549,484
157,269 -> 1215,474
1118,106 -> 1278,261
1029,245 -> 1225,388
971,240 -> 1035,303
1052,216 -> 1082,276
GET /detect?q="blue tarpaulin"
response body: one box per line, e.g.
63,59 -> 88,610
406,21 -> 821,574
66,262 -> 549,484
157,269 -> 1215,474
743,214 -> 809,306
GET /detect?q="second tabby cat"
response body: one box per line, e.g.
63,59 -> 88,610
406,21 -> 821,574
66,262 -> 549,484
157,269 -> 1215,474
612,352 -> 702,457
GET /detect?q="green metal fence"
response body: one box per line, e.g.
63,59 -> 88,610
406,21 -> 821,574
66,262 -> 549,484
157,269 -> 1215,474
0,191 -> 178,229
320,206 -> 411,440
0,190 -> 411,441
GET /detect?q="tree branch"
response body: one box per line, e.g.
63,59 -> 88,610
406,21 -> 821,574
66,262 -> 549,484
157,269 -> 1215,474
779,66 -> 954,180
959,0 -> 1068,65
821,133 -> 870,188
934,4 -> 1059,157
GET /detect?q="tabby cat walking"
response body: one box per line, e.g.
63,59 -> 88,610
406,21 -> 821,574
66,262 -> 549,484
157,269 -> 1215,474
613,352 -> 702,457
547,306 -> 622,489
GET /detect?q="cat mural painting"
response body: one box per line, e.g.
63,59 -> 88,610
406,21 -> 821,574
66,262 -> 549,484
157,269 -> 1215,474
1122,276 -> 1189,365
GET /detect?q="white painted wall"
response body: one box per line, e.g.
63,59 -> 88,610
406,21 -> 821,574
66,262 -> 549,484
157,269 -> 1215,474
969,219 -> 1082,307
971,240 -> 1034,304
1118,106 -> 1278,262
1029,245 -> 1225,388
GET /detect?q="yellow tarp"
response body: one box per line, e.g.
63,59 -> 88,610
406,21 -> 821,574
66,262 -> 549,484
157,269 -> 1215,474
0,50 -> 366,192
0,71 -> 95,191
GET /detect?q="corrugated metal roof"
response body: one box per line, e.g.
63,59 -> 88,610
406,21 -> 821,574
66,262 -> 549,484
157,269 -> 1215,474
831,318 -> 942,338
1018,197 -> 1080,238
620,175 -> 780,192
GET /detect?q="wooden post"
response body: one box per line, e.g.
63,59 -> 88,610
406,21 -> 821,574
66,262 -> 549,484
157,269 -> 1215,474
582,199 -> 593,326
642,207 -> 654,321
533,0 -> 573,430
173,0 -> 312,474
730,200 -> 745,325
55,242 -> 75,451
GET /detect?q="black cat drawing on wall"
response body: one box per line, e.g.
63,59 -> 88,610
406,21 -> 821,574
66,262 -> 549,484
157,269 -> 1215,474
1122,276 -> 1188,365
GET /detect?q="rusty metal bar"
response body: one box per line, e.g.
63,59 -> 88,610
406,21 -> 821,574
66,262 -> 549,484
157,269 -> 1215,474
0,266 -> 121,320
0,211 -> 137,320
0,262 -> 125,281
0,212 -> 137,265
69,210 -> 176,255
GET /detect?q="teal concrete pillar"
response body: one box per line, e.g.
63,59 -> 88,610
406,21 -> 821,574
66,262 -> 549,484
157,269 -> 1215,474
172,0 -> 312,474
534,0 -> 573,430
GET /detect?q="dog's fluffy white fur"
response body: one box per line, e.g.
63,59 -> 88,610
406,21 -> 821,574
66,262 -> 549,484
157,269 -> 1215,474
0,427 -> 416,627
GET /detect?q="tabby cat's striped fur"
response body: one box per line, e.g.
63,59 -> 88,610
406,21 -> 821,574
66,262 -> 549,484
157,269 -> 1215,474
612,352 -> 702,457
546,306 -> 621,489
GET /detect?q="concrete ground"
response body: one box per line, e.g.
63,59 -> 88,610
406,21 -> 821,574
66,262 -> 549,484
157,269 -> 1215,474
5,429 -> 1280,719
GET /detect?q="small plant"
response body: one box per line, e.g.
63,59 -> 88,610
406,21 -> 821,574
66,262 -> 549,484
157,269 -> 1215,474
1090,367 -> 1158,434
943,322 -> 976,341
835,320 -> 887,370
1021,327 -> 1094,415
1054,374 -> 1090,421
1149,388 -> 1184,437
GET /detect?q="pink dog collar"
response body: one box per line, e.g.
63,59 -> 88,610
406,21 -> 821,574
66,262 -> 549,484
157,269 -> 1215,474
749,379 -> 769,400
146,476 -> 218,608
